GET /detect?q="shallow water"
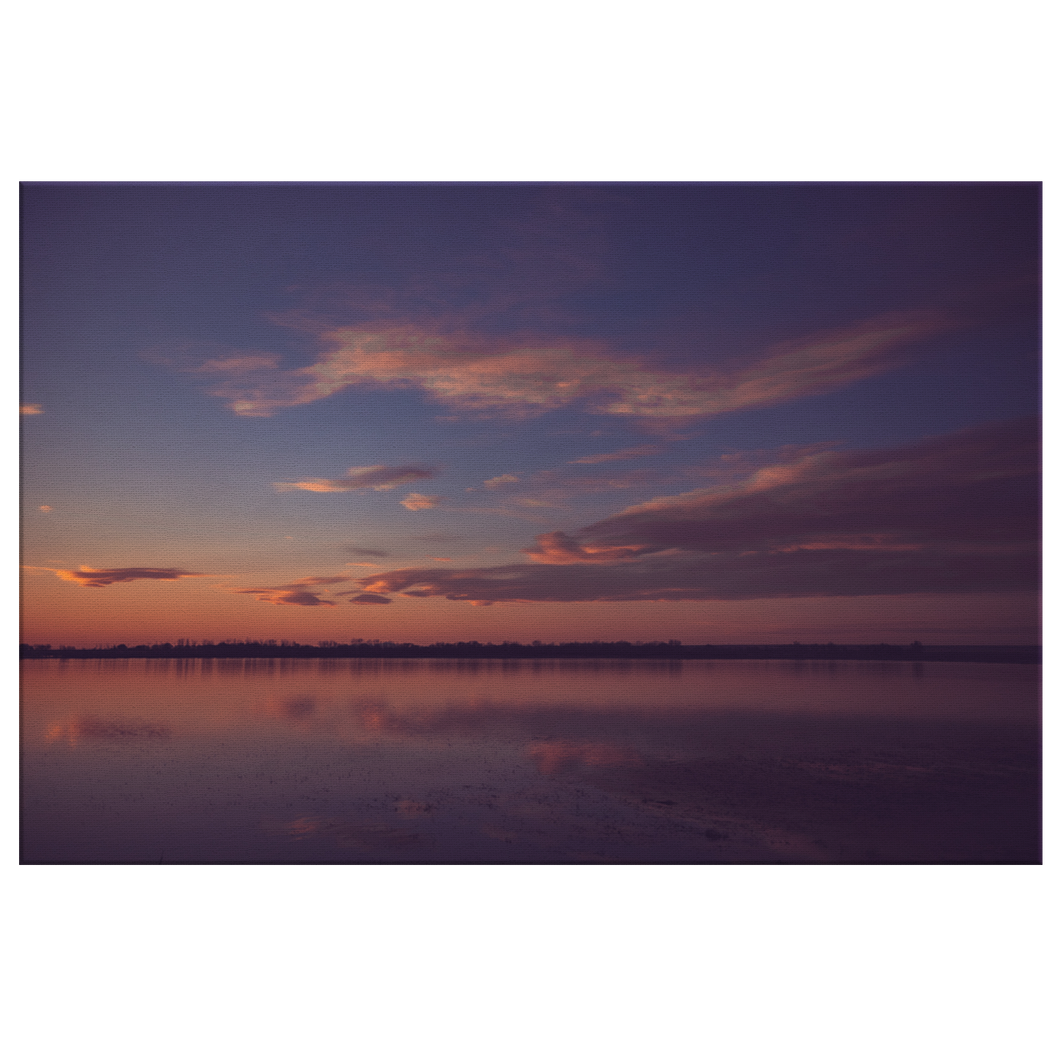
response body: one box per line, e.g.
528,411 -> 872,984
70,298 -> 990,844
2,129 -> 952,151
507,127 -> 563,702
20,658 -> 1041,863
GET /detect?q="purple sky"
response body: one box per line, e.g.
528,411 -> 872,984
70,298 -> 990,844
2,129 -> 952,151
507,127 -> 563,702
20,183 -> 1040,645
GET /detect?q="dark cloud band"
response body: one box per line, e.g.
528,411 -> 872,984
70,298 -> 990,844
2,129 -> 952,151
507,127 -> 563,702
357,418 -> 1039,605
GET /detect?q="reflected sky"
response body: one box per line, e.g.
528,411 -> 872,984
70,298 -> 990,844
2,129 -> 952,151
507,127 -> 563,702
21,659 -> 1040,864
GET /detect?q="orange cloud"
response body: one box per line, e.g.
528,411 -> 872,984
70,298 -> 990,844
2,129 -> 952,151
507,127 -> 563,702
400,492 -> 442,511
234,575 -> 349,607
20,403 -> 43,415
483,474 -> 519,488
54,566 -> 203,588
274,464 -> 436,493
192,314 -> 949,421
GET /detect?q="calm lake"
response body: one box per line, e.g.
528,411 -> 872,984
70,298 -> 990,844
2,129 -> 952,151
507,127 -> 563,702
20,658 -> 1041,864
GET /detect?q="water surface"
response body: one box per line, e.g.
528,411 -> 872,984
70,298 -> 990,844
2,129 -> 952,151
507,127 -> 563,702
21,658 -> 1041,863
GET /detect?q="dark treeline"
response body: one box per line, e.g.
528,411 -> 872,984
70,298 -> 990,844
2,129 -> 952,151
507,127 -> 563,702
19,639 -> 1041,663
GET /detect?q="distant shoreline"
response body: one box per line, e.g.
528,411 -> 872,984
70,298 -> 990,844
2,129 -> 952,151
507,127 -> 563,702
18,642 -> 1041,664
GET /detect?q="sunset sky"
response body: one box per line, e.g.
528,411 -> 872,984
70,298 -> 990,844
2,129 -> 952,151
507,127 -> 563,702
20,183 -> 1040,646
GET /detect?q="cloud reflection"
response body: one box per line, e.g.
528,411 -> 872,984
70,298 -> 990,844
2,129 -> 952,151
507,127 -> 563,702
528,739 -> 643,774
45,714 -> 172,746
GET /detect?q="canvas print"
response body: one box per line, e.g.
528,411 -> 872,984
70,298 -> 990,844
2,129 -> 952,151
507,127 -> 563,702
20,183 -> 1040,864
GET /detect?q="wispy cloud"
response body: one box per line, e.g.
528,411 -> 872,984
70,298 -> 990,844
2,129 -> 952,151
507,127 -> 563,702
357,548 -> 1037,606
20,403 -> 43,416
355,419 -> 1039,604
274,464 -> 436,493
483,474 -> 519,488
52,566 -> 203,588
343,592 -> 393,605
234,575 -> 350,607
522,531 -> 654,565
400,493 -> 442,511
568,444 -> 662,464
184,313 -> 949,422
197,353 -> 281,373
